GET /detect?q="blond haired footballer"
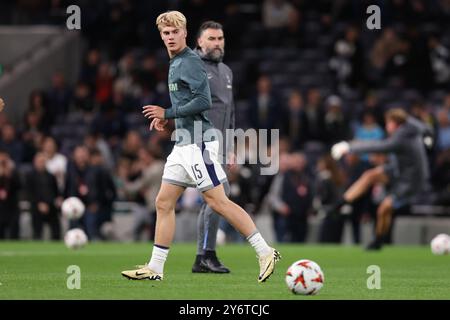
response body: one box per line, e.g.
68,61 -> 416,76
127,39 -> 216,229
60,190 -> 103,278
121,11 -> 280,282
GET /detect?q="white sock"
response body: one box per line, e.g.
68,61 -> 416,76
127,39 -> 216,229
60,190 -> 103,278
247,231 -> 272,257
147,245 -> 169,273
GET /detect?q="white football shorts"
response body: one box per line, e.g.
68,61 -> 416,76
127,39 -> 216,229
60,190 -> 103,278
162,140 -> 227,192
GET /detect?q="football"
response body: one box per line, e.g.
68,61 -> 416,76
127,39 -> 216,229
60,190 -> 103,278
285,259 -> 324,295
64,228 -> 88,249
430,234 -> 450,255
61,197 -> 85,220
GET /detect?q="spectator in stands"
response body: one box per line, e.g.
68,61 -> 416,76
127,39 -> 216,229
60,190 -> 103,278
122,147 -> 164,241
235,139 -> 273,216
436,109 -> 450,151
369,28 -> 403,85
228,163 -> 255,217
248,75 -> 280,130
281,90 -> 305,149
329,25 -> 365,93
262,0 -> 299,46
114,156 -> 131,201
107,0 -> 139,60
137,54 -> 158,93
72,81 -> 96,117
221,2 -> 243,51
410,100 -> 438,138
404,27 -> 433,93
0,149 -> 21,239
360,92 -> 384,128
47,72 -> 72,118
218,162 -> 255,244
385,0 -> 409,25
95,62 -> 115,105
118,130 -> 143,162
27,152 -> 61,240
384,38 -> 411,86
266,152 -> 291,242
138,85 -> 160,112
80,49 -> 101,89
428,35 -> 450,89
23,109 -> 45,134
115,51 -> 137,95
281,152 -> 312,242
303,87 -> 325,143
354,111 -> 385,163
316,154 -> 346,243
323,95 -> 350,145
410,100 -> 439,164
47,0 -> 66,25
91,104 -> 128,151
406,1 -> 434,24
0,124 -> 24,165
83,132 -> 115,171
436,0 -> 450,27
143,55 -> 171,110
89,148 -> 117,240
41,136 -> 67,192
21,113 -> 45,164
104,84 -> 136,115
27,90 -> 51,132
65,146 -> 102,239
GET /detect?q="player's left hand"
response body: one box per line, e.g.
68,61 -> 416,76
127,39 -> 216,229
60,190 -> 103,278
142,105 -> 166,120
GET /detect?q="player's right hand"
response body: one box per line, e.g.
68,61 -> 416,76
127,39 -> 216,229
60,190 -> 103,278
150,118 -> 168,131
331,141 -> 350,160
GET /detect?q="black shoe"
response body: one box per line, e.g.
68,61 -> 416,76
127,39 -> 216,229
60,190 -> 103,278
195,251 -> 231,274
200,256 -> 231,273
192,254 -> 209,273
366,239 -> 383,251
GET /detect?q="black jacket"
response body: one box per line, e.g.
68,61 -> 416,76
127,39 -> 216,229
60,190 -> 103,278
65,163 -> 117,210
26,170 -> 59,211
0,170 -> 21,220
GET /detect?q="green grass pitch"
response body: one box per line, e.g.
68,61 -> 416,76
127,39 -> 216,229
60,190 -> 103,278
0,241 -> 449,300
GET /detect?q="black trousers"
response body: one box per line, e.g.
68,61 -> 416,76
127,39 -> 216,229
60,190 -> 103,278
288,215 -> 308,243
0,211 -> 20,239
31,210 -> 61,240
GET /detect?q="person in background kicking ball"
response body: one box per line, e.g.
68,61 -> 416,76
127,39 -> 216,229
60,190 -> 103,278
331,108 -> 431,250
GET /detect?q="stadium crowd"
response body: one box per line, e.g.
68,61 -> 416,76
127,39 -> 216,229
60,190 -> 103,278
1,0 -> 450,243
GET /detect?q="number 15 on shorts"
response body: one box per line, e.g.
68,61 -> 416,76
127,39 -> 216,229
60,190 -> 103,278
191,164 -> 203,180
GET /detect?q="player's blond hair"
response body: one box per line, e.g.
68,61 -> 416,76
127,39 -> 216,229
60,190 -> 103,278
385,108 -> 408,125
156,11 -> 187,31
